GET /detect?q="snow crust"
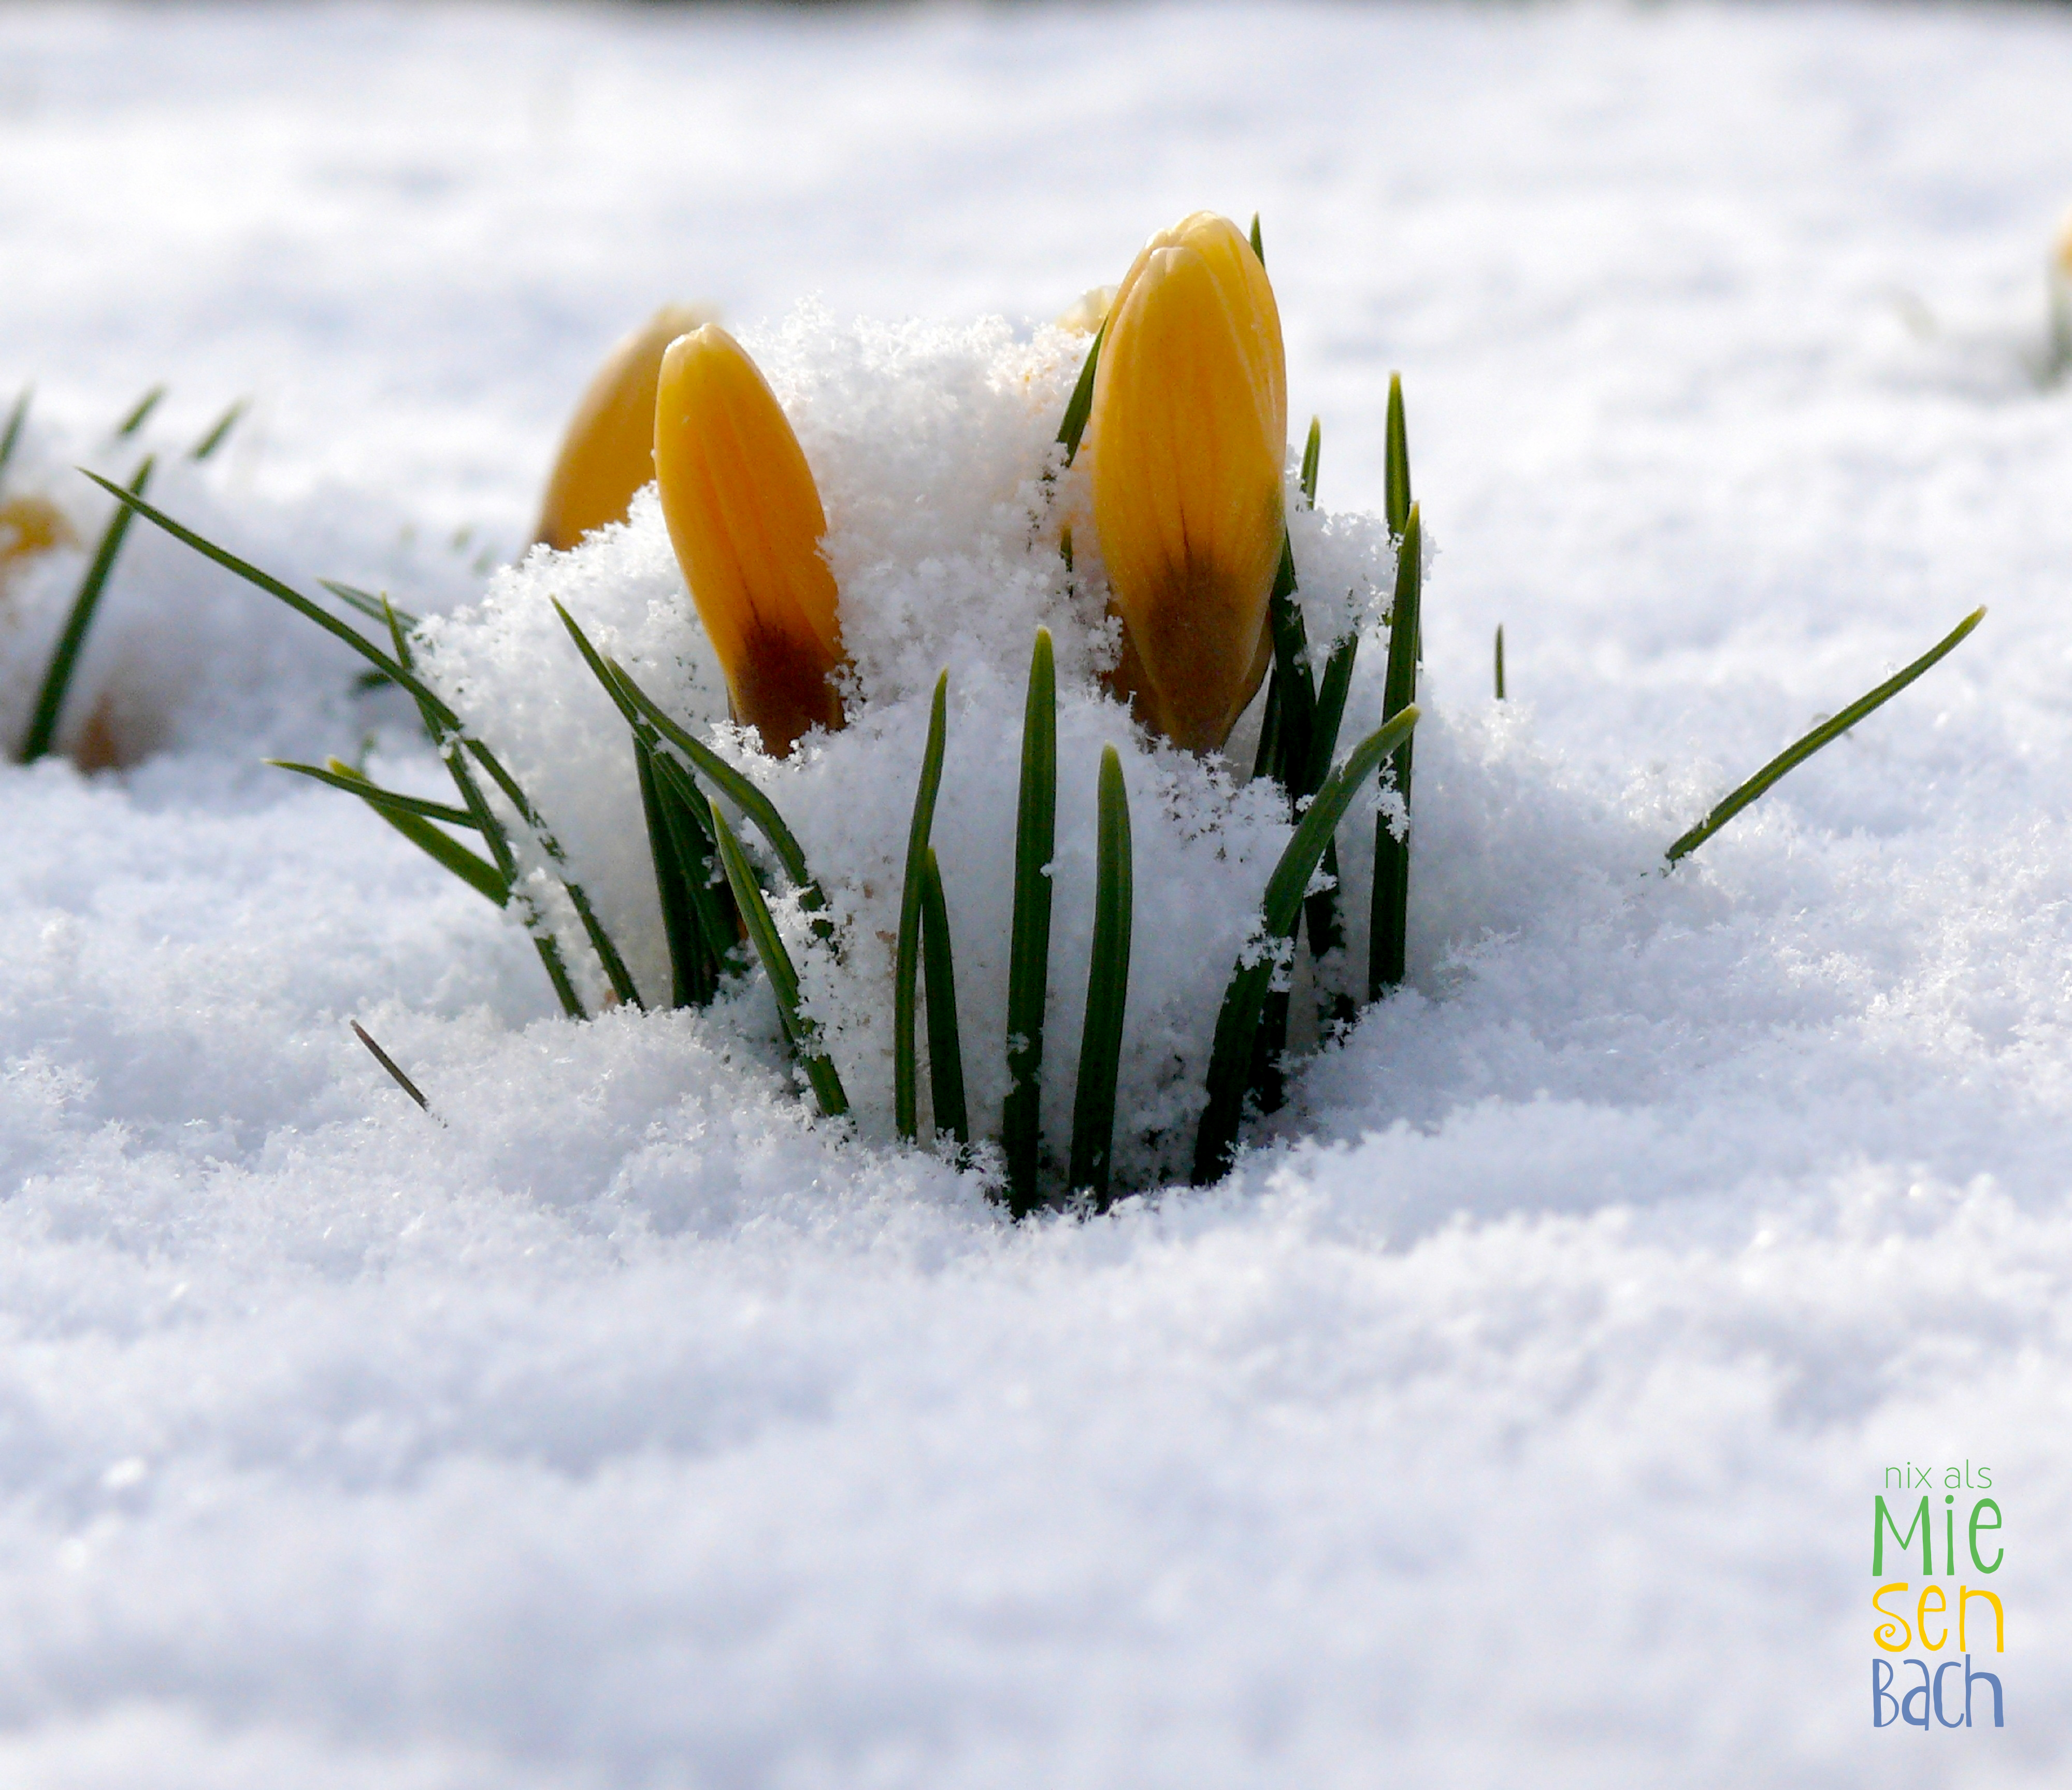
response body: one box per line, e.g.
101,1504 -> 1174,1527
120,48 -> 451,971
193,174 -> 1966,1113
4,1 -> 2072,1783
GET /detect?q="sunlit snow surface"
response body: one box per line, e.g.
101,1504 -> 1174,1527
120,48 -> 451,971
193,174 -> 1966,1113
3,2 -> 2072,1783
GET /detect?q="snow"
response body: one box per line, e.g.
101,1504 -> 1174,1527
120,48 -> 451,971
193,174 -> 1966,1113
4,0 -> 2072,1781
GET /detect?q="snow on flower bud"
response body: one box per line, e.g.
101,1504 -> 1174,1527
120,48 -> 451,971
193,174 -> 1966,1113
654,323 -> 845,757
534,304 -> 715,551
1089,212 -> 1286,755
1055,284 -> 1118,336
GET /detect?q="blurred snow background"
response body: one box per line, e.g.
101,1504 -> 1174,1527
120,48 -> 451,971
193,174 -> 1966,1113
4,1 -> 2072,1783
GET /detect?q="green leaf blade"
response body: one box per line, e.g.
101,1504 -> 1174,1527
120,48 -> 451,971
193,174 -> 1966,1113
1069,746 -> 1133,1210
895,672 -> 949,1141
1369,502 -> 1422,1003
1384,374 -> 1411,538
921,847 -> 969,1148
710,798 -> 848,1120
1196,704 -> 1422,1185
1003,628 -> 1057,1218
0,388 -> 28,488
21,455 -> 154,764
1055,317 -> 1106,468
76,471 -> 459,731
1664,607 -> 1985,865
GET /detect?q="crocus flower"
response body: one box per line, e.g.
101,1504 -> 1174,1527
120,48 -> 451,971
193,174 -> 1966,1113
535,304 -> 714,551
0,495 -> 77,597
654,324 -> 845,757
1088,212 -> 1286,755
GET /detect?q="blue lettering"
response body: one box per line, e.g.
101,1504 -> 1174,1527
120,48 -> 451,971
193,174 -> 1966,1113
1933,1660 -> 1966,1727
1901,1658 -> 1932,1730
1965,1654 -> 2005,1728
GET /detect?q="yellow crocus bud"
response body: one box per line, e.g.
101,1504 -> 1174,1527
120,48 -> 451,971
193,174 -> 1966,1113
1089,213 -> 1286,755
534,304 -> 715,551
0,494 -> 77,597
1110,212 -> 1286,451
654,324 -> 845,758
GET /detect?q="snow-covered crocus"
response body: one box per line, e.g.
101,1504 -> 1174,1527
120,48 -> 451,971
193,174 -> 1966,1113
534,304 -> 715,552
1088,211 -> 1286,756
654,323 -> 846,757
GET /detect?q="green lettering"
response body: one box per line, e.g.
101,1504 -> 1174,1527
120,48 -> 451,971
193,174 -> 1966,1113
1875,1496 -> 1933,1575
1969,1499 -> 2004,1574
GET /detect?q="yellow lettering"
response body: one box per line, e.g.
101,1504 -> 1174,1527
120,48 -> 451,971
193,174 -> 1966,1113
1872,1582 -> 1912,1652
1960,1586 -> 2005,1654
1916,1584 -> 1947,1651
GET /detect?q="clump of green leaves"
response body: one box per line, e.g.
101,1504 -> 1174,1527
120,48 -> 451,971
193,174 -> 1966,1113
81,307 -> 1980,1212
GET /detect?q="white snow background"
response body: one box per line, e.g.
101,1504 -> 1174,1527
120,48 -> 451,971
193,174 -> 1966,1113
3,1 -> 2070,1783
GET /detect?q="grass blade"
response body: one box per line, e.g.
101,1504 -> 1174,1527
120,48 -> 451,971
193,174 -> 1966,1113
21,455 -> 153,764
1305,639 -> 1361,1029
1251,502 -> 1335,1108
1249,665 -> 1283,783
1384,374 -> 1411,537
646,747 -> 744,972
322,579 -> 421,633
1306,634 -> 1357,797
313,761 -> 510,905
1369,502 -> 1422,1002
600,649 -> 816,892
1056,316 -> 1106,467
636,736 -> 709,1008
378,598 -> 584,1018
78,471 -> 462,731
189,399 -> 247,463
709,798 -> 849,1119
369,803 -> 510,905
1665,607 -> 1985,865
1069,745 -> 1133,1209
0,388 -> 27,488
549,600 -> 830,956
920,846 -> 969,1147
462,736 -> 642,1011
415,596 -> 638,1011
1495,624 -> 1506,700
1299,416 -> 1321,507
265,757 -> 480,828
351,1021 -> 434,1113
1195,704 -> 1422,1185
1306,837 -> 1354,1033
1003,628 -> 1057,1218
1249,213 -> 1265,263
895,671 -> 949,1141
114,386 -> 165,438
1262,531 -> 1315,793
543,600 -> 739,990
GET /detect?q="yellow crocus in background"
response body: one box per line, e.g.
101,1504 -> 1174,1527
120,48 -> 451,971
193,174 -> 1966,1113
2051,206 -> 2072,372
1089,211 -> 1287,755
534,303 -> 715,551
654,324 -> 846,758
0,494 -> 77,599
